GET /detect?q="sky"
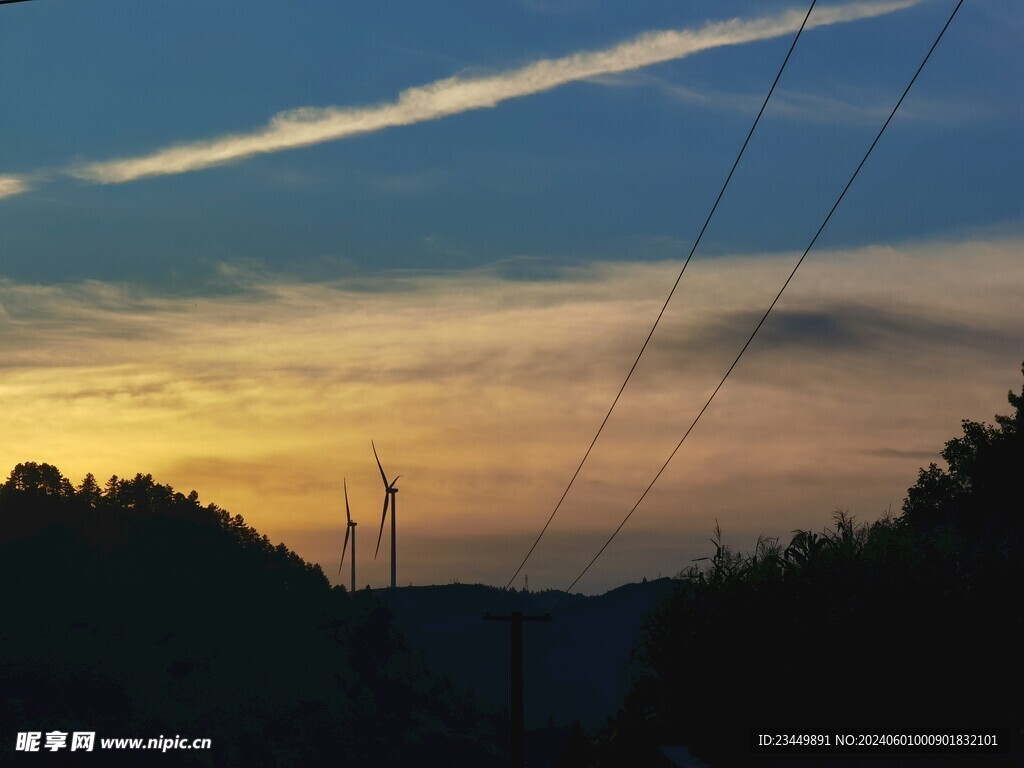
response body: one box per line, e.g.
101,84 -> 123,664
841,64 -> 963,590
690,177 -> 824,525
1,0 -> 1021,594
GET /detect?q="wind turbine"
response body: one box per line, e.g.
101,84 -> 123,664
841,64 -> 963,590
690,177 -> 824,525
338,479 -> 358,593
372,440 -> 400,589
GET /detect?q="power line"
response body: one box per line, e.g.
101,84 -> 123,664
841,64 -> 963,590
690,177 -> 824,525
556,0 -> 965,600
504,0 -> 820,590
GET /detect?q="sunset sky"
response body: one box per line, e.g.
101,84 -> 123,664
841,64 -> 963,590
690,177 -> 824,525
1,0 -> 1020,593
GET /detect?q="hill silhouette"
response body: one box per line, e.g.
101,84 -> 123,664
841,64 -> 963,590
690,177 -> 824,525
0,465 -> 676,767
4,364 -> 1022,767
378,579 -> 677,731
0,468 -> 499,767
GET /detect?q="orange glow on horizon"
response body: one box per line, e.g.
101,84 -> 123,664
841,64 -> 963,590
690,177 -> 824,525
2,238 -> 1020,592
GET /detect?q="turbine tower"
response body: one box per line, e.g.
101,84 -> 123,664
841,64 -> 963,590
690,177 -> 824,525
338,478 -> 358,593
372,440 -> 400,589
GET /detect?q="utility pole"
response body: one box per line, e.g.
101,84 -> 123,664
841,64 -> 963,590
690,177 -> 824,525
483,610 -> 551,768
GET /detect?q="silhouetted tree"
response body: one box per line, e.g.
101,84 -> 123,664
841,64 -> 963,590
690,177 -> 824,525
77,472 -> 103,508
904,362 -> 1024,540
596,363 -> 1024,766
1,461 -> 73,498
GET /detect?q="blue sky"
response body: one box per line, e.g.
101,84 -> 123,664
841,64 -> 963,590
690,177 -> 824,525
1,0 -> 1021,591
3,0 -> 1018,284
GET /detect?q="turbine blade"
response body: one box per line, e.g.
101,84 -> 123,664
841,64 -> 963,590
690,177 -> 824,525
339,526 -> 350,574
389,475 -> 401,491
374,494 -> 388,559
344,478 -> 351,525
371,440 -> 389,488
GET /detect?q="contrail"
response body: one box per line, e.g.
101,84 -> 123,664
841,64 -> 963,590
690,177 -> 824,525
61,1 -> 916,186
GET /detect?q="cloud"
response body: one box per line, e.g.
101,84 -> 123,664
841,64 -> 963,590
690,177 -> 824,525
593,72 -> 987,126
864,447 -> 939,460
67,1 -> 919,185
1,235 -> 1019,592
0,175 -> 29,199
668,302 -> 1019,359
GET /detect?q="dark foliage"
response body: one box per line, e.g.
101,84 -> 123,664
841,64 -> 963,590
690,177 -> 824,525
0,466 -> 499,767
591,365 -> 1024,767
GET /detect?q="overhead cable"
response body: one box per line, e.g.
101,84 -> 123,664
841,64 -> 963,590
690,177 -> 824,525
505,0 -> 821,590
557,0 -> 966,600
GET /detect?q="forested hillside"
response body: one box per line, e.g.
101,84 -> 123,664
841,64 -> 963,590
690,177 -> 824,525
0,467 -> 499,766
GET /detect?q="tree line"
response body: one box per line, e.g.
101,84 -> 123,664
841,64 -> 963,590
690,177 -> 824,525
0,464 -> 500,767
566,365 -> 1023,767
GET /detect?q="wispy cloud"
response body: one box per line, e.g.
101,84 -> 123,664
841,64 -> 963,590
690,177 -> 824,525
67,1 -> 918,185
593,71 -> 987,125
0,175 -> 29,199
1,235 -> 1019,591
